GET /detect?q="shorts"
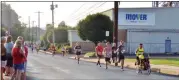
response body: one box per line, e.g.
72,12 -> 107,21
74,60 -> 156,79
22,62 -> 27,73
105,57 -> 111,62
6,54 -> 13,67
76,52 -> 81,55
118,54 -> 125,61
97,54 -> 102,58
1,61 -> 7,68
112,53 -> 117,58
1,55 -> 6,61
13,63 -> 24,71
136,56 -> 140,65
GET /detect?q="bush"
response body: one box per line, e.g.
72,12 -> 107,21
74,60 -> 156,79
84,52 -> 96,57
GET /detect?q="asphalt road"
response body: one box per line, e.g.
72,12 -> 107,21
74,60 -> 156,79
26,50 -> 179,80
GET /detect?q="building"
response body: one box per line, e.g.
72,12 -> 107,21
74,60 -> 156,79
1,3 -> 20,33
101,7 -> 179,54
152,1 -> 179,7
68,30 -> 96,53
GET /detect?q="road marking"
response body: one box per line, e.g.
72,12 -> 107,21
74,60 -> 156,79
53,67 -> 70,74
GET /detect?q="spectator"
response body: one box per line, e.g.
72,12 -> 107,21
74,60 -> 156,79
1,37 -> 7,80
11,40 -> 25,80
17,36 -> 28,80
4,35 -> 14,76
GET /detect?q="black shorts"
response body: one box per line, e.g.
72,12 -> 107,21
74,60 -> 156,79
6,54 -> 13,67
118,54 -> 125,61
105,57 -> 111,62
76,52 -> 81,55
1,55 -> 6,61
112,53 -> 117,58
97,54 -> 102,58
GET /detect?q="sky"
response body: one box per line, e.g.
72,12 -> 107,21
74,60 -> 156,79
4,1 -> 152,29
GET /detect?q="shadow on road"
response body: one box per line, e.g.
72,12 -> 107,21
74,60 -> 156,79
27,76 -> 40,80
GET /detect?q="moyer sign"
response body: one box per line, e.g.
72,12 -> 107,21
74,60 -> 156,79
118,12 -> 155,26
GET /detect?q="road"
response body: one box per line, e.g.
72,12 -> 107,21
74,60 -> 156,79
26,51 -> 179,80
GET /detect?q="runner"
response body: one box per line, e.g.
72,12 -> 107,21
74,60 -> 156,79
31,43 -> 33,52
116,41 -> 125,71
103,42 -> 112,69
1,37 -> 7,80
4,35 -> 14,76
112,43 -> 117,65
51,44 -> 56,56
74,42 -> 82,64
95,42 -> 103,67
61,46 -> 65,56
36,44 -> 40,54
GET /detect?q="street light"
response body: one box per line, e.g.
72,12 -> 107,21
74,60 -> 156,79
50,1 -> 58,45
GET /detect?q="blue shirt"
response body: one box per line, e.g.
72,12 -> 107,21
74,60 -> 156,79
4,42 -> 14,54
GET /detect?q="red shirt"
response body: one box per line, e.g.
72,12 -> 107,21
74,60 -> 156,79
23,46 -> 28,62
12,47 -> 24,64
95,46 -> 103,55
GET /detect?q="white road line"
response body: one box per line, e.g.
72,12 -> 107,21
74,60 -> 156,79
53,67 -> 70,74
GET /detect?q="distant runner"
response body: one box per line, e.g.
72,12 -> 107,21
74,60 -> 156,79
74,42 -> 82,64
95,42 -> 103,67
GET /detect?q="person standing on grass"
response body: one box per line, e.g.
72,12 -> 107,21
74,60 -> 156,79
95,42 -> 103,67
103,42 -> 112,69
4,35 -> 14,76
74,42 -> 82,64
11,40 -> 25,80
1,37 -> 7,80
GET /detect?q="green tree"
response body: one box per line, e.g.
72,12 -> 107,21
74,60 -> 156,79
77,13 -> 113,45
1,27 -> 7,36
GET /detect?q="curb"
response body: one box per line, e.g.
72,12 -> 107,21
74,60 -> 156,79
69,57 -> 179,77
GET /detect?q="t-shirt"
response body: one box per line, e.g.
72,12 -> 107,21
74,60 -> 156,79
12,47 -> 24,64
95,46 -> 103,55
4,42 -> 13,54
112,46 -> 117,54
74,46 -> 82,52
104,46 -> 112,58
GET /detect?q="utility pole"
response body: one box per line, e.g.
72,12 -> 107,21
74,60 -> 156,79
50,1 -> 58,45
32,21 -> 35,44
114,1 -> 119,66
114,1 -> 119,47
28,16 -> 31,43
35,11 -> 43,41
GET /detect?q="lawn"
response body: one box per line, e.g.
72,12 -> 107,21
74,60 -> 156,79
125,58 -> 179,67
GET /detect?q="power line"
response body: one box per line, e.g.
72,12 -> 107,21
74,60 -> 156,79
74,2 -> 106,21
67,2 -> 102,21
66,2 -> 86,20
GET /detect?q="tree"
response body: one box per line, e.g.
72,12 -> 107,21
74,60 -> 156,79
58,21 -> 66,28
1,27 -> 7,36
77,13 -> 113,45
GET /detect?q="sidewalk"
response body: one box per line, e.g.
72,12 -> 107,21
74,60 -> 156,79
69,57 -> 179,76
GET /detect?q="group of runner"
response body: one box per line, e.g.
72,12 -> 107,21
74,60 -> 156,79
95,41 -> 125,70
73,41 -> 145,71
1,35 -> 28,80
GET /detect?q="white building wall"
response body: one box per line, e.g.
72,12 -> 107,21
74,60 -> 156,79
102,8 -> 179,53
